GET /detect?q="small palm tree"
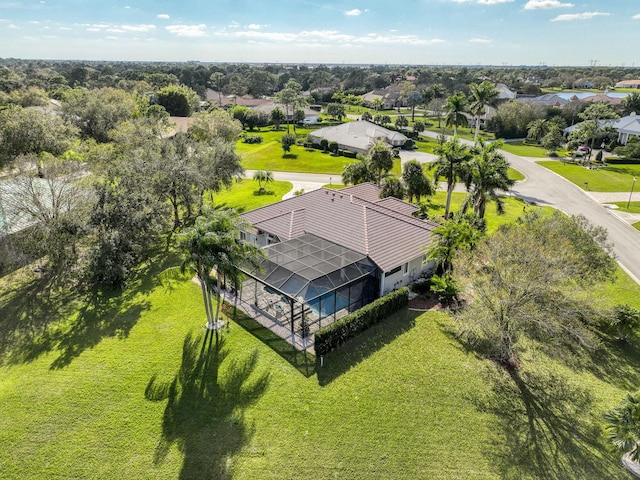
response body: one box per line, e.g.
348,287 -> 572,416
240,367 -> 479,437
164,208 -> 265,331
605,391 -> 640,462
462,140 -> 515,219
368,140 -> 394,186
527,118 -> 549,143
253,170 -> 274,192
342,155 -> 375,186
431,136 -> 473,218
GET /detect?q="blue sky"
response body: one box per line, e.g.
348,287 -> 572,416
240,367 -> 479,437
1,0 -> 638,66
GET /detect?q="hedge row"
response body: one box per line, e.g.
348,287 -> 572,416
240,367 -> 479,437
604,158 -> 640,165
314,287 -> 409,356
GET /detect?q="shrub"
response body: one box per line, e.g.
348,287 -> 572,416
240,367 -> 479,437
314,287 -> 409,356
328,141 -> 339,154
243,135 -> 263,144
410,278 -> 431,295
429,273 -> 460,305
611,304 -> 640,341
320,138 -> 329,152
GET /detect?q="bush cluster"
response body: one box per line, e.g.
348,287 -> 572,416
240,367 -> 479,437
314,287 -> 409,356
243,135 -> 263,144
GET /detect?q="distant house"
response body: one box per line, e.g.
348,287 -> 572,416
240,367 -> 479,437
205,89 -> 271,108
495,83 -> 517,100
237,183 -> 436,343
307,121 -> 409,154
518,93 -> 569,108
615,80 -> 640,89
563,113 -> 640,145
362,85 -> 404,110
573,79 -> 594,89
251,101 -> 320,124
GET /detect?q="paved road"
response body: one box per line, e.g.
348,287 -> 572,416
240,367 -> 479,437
248,135 -> 640,283
420,131 -> 640,283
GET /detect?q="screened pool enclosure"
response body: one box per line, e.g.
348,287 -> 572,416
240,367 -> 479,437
239,233 -> 379,341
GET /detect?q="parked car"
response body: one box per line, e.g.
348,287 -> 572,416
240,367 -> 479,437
574,146 -> 591,157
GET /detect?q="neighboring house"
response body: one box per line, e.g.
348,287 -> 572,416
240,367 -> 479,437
573,79 -> 594,89
307,121 -> 409,154
495,83 -> 517,100
362,85 -> 403,110
581,94 -> 624,107
615,80 -> 640,89
563,113 -> 640,145
518,93 -> 569,108
251,100 -> 320,123
205,89 -> 271,108
238,183 -> 436,342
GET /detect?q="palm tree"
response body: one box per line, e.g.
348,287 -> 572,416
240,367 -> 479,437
372,98 -> 384,112
462,140 -> 515,219
168,208 -> 265,331
469,81 -> 499,142
443,92 -> 468,136
431,136 -> 473,218
402,159 -> 435,204
527,118 -> 549,143
342,155 -> 375,185
368,140 -> 394,186
427,215 -> 482,273
253,170 -> 274,192
605,391 -> 640,462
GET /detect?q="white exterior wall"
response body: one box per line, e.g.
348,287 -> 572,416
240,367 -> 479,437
379,256 -> 435,296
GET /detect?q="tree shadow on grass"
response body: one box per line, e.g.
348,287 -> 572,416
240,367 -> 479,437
231,305 -> 316,378
316,309 -> 419,386
473,366 -> 623,480
580,333 -> 640,393
0,249 -> 177,368
146,330 -> 270,480
282,153 -> 298,160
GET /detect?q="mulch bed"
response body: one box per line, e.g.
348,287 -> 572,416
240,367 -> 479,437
408,294 -> 443,311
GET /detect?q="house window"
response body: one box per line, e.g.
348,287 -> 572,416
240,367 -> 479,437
403,262 -> 409,276
240,231 -> 246,241
384,266 -> 402,277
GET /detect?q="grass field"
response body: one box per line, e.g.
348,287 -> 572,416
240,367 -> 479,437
501,141 -> 555,158
538,161 -> 640,192
1,250 -> 637,479
237,127 -> 402,176
1,163 -> 638,479
208,178 -> 293,212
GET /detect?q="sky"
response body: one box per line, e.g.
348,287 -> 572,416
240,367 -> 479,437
1,0 -> 639,66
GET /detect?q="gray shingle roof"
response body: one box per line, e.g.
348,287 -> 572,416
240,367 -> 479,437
242,183 -> 436,272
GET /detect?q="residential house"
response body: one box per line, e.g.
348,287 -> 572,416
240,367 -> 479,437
307,121 -> 409,154
615,80 -> 640,89
362,85 -> 404,110
563,113 -> 640,145
237,183 -> 436,343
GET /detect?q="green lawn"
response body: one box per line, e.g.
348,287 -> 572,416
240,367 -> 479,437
1,166 -> 638,479
424,191 -> 552,233
610,201 -> 640,214
500,141 -> 554,158
538,161 -> 640,192
1,251 -> 636,479
208,178 -> 293,212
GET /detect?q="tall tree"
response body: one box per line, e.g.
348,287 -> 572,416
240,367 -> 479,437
462,140 -> 515,219
622,92 -> 640,117
0,105 -> 78,167
444,92 -> 468,136
429,84 -> 446,128
175,209 -> 265,331
274,79 -> 306,133
468,81 -> 498,142
453,211 -> 616,367
578,102 -> 619,155
380,177 -> 405,199
406,89 -> 423,122
527,118 -> 549,143
431,136 -> 473,218
188,110 -> 243,144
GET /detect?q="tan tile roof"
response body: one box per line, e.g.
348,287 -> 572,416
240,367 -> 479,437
243,184 -> 436,272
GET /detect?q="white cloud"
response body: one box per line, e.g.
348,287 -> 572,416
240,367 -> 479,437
524,0 -> 573,9
247,23 -> 268,30
157,14 -> 170,19
233,28 -> 443,46
469,37 -> 492,44
121,24 -> 155,32
228,20 -> 239,28
551,11 -> 610,21
165,24 -> 208,37
8,23 -> 18,29
344,9 -> 361,16
633,14 -> 640,20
